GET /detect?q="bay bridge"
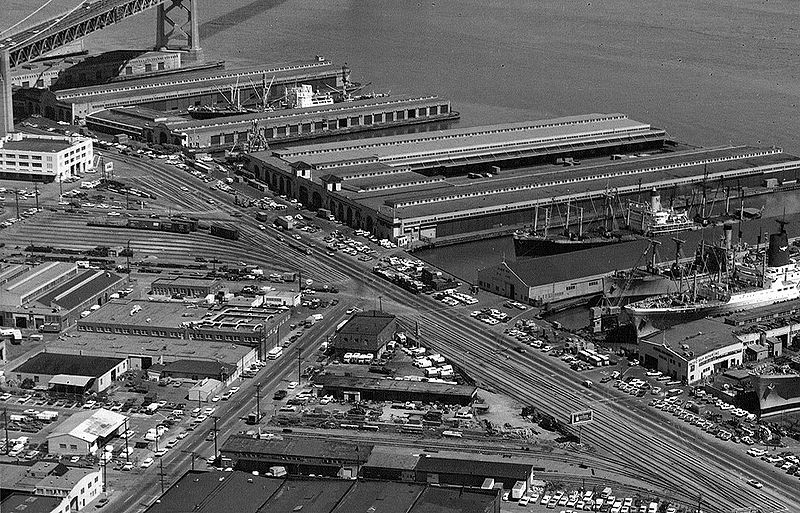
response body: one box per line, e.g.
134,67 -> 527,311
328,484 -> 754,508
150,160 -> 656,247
0,0 -> 202,137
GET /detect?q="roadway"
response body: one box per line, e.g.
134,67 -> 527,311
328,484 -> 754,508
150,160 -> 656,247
107,302 -> 347,513
23,153 -> 798,513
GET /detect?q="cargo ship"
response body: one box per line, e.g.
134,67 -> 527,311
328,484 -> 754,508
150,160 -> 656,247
627,189 -> 697,236
625,221 -> 800,333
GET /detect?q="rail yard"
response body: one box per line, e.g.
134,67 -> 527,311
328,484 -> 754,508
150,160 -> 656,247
1,2 -> 800,513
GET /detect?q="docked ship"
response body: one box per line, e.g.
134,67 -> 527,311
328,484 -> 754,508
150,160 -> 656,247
625,221 -> 800,333
513,230 -> 638,257
513,197 -> 639,257
627,189 -> 697,236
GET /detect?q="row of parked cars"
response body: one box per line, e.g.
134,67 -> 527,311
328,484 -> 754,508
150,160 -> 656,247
505,487 -> 670,513
748,448 -> 800,480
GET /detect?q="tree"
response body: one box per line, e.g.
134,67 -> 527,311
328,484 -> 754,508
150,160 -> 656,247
20,378 -> 35,390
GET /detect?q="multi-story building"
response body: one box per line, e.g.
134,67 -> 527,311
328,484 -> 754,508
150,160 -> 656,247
0,132 -> 93,182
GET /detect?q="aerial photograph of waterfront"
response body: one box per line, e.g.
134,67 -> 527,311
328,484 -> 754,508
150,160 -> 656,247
0,1 -> 799,512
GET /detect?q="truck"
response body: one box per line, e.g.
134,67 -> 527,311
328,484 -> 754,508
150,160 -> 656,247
511,481 -> 527,500
0,328 -> 23,344
274,216 -> 295,230
317,208 -> 335,221
35,411 -> 59,422
281,272 -> 297,282
267,346 -> 283,360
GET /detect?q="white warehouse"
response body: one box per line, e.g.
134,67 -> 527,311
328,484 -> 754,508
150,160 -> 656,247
0,132 -> 93,182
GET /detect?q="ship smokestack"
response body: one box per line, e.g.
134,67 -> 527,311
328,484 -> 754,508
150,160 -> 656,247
767,224 -> 789,267
724,223 -> 732,250
650,189 -> 660,212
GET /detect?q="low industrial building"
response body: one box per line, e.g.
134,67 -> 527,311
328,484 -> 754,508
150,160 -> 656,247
750,373 -> 800,417
0,461 -> 103,511
220,435 -> 373,478
314,374 -> 477,405
187,378 -> 222,402
47,409 -> 127,455
261,290 -> 301,307
144,470 -> 500,513
332,310 -> 396,358
159,359 -> 236,383
0,262 -> 124,330
48,331 -> 258,375
11,352 -> 127,393
0,132 -> 93,182
414,454 -> 534,492
76,299 -> 289,348
639,318 -> 744,384
0,493 -> 65,513
149,276 -> 222,298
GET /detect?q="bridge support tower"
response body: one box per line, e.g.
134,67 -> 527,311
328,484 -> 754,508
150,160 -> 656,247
155,0 -> 202,61
1,49 -> 13,138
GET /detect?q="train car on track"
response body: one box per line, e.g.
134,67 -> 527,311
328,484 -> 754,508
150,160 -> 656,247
210,223 -> 240,240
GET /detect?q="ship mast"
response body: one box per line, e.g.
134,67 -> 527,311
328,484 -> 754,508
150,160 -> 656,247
564,198 -> 571,237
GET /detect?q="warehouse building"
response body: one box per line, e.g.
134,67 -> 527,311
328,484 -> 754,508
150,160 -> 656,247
332,310 -> 396,358
314,374 -> 477,405
414,454 -> 534,492
0,262 -> 123,330
11,50 -> 181,89
639,318 -> 744,384
76,299 -> 289,348
11,352 -> 127,393
145,470 -> 500,513
26,59 -> 345,124
0,132 -> 93,182
150,276 -> 221,298
0,461 -> 103,511
47,409 -> 126,456
187,378 -> 222,403
87,95 -> 456,149
220,435 -> 373,478
244,114 -> 800,246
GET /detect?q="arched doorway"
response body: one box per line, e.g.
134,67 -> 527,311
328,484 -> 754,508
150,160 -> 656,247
299,186 -> 309,205
338,204 -> 345,221
311,192 -> 322,210
354,210 -> 362,228
366,216 -> 374,231
346,207 -> 353,225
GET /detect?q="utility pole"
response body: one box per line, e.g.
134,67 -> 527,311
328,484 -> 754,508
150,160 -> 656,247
181,450 -> 199,471
34,183 -> 39,211
58,176 -> 63,199
123,418 -> 130,462
102,457 -> 107,492
255,384 -> 261,423
14,189 -> 20,220
297,348 -> 302,384
378,296 -> 382,312
159,458 -> 165,494
3,408 -> 9,454
213,416 -> 218,456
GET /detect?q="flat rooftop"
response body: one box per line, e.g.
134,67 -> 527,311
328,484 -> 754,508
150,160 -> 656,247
36,270 -> 123,310
332,481 -> 427,513
166,95 -> 449,131
725,298 -> 800,325
222,434 -> 373,462
1,136 -> 73,153
258,479 -> 354,513
80,299 -> 207,327
88,106 -> 187,127
151,276 -> 220,288
643,318 -> 741,357
49,332 -> 254,367
12,352 -> 124,378
55,60 -> 340,104
351,146 -> 798,220
0,493 -> 63,513
315,374 -> 477,399
271,113 -> 660,167
411,486 -> 498,513
146,471 -> 281,513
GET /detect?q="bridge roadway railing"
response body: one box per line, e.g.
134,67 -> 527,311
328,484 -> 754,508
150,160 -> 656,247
6,0 -> 169,68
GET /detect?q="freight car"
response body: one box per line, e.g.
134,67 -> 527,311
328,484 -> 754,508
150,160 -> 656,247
210,224 -> 239,240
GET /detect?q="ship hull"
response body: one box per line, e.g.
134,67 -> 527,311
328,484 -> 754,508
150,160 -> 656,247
626,287 -> 800,335
513,235 -> 635,258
